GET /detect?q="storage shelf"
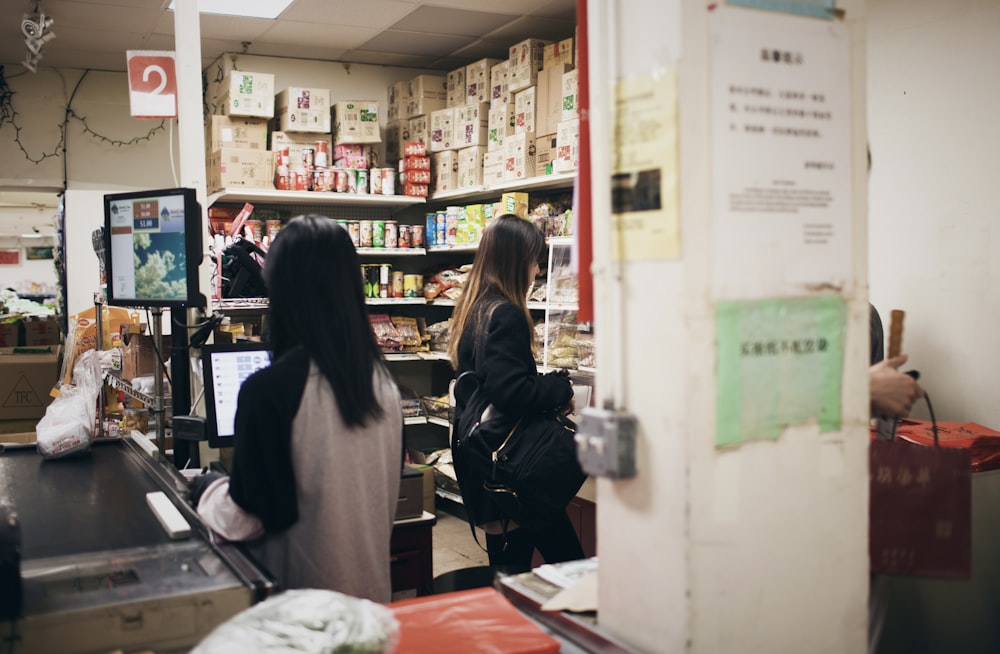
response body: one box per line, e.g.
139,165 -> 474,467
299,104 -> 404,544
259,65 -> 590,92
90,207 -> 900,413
404,416 -> 427,426
356,247 -> 426,256
426,244 -> 479,253
435,487 -> 464,505
427,417 -> 451,428
208,188 -> 426,207
548,236 -> 575,247
385,353 -> 425,362
366,298 -> 427,306
428,298 -> 456,307
428,172 -> 577,204
103,372 -> 157,409
214,297 -> 268,312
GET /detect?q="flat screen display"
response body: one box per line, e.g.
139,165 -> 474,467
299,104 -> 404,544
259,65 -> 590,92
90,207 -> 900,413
104,187 -> 203,308
201,342 -> 272,449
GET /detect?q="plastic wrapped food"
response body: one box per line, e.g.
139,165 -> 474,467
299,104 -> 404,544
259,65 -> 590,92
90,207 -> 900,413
192,589 -> 399,654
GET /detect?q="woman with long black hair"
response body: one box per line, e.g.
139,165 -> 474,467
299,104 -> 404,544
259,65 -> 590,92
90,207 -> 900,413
194,215 -> 402,602
448,213 -> 583,571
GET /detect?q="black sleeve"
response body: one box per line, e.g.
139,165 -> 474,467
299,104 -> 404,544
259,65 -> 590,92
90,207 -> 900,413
227,348 -> 309,533
480,303 -> 573,416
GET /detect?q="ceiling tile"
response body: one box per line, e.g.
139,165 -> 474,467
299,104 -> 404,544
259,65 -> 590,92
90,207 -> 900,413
198,13 -> 275,42
340,51 -> 437,69
279,0 -> 415,28
420,0 -> 567,13
357,30 -> 475,56
391,6 -> 517,36
530,0 -> 578,20
256,21 -> 379,51
249,42 -> 351,62
484,16 -> 575,43
449,38 -> 512,61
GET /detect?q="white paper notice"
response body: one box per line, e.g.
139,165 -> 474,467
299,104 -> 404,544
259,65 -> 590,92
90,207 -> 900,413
710,9 -> 852,299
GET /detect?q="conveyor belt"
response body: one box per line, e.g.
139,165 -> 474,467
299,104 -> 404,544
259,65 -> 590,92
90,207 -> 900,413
0,440 -> 177,560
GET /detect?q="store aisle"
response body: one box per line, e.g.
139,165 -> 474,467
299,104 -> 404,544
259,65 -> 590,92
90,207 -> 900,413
432,508 -> 489,577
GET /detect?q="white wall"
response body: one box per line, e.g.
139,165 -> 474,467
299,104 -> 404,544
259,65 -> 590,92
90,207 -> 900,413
867,1 -> 1000,651
868,0 -> 1000,426
0,250 -> 57,294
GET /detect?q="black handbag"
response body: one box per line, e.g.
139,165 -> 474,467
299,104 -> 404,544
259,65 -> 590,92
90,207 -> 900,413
452,370 -> 586,530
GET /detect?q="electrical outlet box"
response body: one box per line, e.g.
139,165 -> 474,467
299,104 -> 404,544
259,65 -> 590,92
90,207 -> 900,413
576,407 -> 637,479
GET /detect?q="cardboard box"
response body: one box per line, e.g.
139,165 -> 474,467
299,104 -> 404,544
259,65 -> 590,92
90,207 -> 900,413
490,60 -> 510,106
483,150 -> 505,186
543,37 -> 575,70
535,133 -> 558,175
0,322 -> 21,347
207,115 -> 269,152
508,38 -> 548,93
408,115 -> 430,148
562,70 -> 579,121
387,80 -> 408,122
385,120 -> 408,164
466,58 -> 502,105
275,87 -> 331,133
208,148 -> 274,192
333,100 -> 381,145
554,118 -> 579,173
23,317 -> 60,346
220,71 -> 274,118
0,347 -> 61,420
457,146 -> 486,188
121,334 -> 171,383
407,75 -> 447,118
503,132 -> 536,182
270,131 -> 333,171
514,86 -> 536,135
429,108 -> 455,152
487,102 -> 516,152
454,103 -> 489,148
447,66 -> 466,108
502,191 -> 530,219
432,151 -> 458,193
536,64 -> 572,138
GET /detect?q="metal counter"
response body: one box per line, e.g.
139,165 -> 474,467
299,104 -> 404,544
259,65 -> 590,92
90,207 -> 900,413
0,438 -> 273,653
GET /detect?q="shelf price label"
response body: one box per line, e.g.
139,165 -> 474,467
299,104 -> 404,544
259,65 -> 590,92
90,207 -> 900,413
126,50 -> 178,119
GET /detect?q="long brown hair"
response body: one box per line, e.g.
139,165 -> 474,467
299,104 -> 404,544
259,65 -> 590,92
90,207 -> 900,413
448,214 -> 546,367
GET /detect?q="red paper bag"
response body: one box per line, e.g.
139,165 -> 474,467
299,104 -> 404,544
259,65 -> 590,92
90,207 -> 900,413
869,439 -> 972,578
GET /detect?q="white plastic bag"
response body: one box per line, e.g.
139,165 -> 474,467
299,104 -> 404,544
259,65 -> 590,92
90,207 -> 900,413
36,349 -> 102,459
191,589 -> 399,654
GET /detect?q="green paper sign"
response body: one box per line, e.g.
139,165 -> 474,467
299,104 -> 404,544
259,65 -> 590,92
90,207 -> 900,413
716,297 -> 845,447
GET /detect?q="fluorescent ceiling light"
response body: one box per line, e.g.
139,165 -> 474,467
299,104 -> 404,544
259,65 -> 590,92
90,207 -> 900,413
167,0 -> 294,19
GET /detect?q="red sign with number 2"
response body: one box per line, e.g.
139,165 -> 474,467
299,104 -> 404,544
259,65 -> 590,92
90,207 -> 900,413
126,51 -> 178,119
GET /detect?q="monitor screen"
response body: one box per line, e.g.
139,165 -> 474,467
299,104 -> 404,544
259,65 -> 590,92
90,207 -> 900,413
104,187 -> 204,308
202,342 -> 272,449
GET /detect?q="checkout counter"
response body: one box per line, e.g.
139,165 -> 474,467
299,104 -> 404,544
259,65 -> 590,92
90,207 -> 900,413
0,436 -> 274,653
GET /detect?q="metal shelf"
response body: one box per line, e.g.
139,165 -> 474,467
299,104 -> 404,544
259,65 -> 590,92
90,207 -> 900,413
356,247 -> 426,256
428,172 -> 576,204
103,372 -> 159,409
366,298 -> 427,306
427,417 -> 451,428
435,487 -> 464,505
404,416 -> 427,426
426,244 -> 479,253
208,188 -> 426,207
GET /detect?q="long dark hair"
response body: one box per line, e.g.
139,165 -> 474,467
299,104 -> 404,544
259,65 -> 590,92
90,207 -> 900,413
264,214 -> 385,427
448,213 -> 546,367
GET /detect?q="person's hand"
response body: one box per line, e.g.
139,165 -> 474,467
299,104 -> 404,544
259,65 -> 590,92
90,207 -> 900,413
870,354 -> 924,418
189,469 -> 225,506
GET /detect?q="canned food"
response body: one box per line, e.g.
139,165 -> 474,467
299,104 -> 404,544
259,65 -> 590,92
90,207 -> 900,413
275,172 -> 289,190
346,169 -> 358,193
314,141 -> 329,167
372,220 -> 386,248
381,168 -> 396,195
436,211 -> 447,247
379,264 -> 391,298
398,224 -> 411,248
334,168 -> 348,193
357,169 -> 369,195
245,219 -> 263,241
266,220 -> 281,240
312,169 -> 328,192
392,271 -> 405,298
359,220 -> 373,248
410,224 -> 424,248
301,147 -> 315,168
403,274 -> 422,298
347,221 -> 360,247
385,220 -> 398,249
370,169 -> 383,194
275,147 -> 290,168
425,214 -> 436,246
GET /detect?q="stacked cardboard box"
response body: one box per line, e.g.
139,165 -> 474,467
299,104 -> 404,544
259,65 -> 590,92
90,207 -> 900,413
208,71 -> 275,192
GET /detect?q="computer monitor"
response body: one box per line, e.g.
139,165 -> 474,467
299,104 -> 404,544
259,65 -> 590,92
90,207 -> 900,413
201,342 -> 272,449
103,187 -> 204,308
